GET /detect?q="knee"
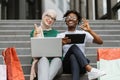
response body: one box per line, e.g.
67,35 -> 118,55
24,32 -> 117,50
52,58 -> 62,65
41,57 -> 48,60
70,44 -> 79,49
54,58 -> 62,62
41,57 -> 47,60
38,57 -> 48,64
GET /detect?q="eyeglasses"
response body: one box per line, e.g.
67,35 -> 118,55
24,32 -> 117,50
45,14 -> 56,21
65,16 -> 77,21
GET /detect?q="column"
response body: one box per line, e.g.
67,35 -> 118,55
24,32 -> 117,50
70,0 -> 75,10
19,0 -> 26,19
97,0 -> 104,18
75,0 -> 80,12
118,0 -> 120,20
36,0 -> 42,19
0,4 -> 1,19
70,0 -> 88,19
7,0 -> 19,19
87,0 -> 95,20
81,0 -> 87,18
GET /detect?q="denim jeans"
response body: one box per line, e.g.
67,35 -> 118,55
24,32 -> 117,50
63,44 -> 90,80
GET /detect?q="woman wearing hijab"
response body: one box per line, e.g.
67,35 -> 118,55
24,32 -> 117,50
30,9 -> 62,80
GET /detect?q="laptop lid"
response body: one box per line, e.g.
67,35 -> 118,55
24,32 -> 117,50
31,37 -> 62,57
65,34 -> 86,44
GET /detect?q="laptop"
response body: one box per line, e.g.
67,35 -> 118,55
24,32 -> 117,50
31,37 -> 62,57
65,34 -> 86,44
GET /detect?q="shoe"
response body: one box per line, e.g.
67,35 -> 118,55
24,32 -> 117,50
88,68 -> 106,80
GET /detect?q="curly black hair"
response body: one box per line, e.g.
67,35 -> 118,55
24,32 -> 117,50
63,10 -> 82,24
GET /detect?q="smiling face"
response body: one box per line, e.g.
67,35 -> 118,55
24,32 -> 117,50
43,14 -> 56,27
65,13 -> 78,31
42,9 -> 57,29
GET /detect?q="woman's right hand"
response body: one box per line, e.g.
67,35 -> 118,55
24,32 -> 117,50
33,24 -> 44,37
62,37 -> 71,45
30,58 -> 38,80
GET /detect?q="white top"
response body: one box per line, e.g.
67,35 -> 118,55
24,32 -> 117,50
57,30 -> 94,57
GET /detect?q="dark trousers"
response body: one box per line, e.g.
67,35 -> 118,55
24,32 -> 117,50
63,45 -> 89,80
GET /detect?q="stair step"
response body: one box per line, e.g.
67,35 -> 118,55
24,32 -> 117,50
1,25 -> 120,30
0,30 -> 120,35
0,35 -> 120,41
0,41 -> 119,48
0,36 -> 30,41
24,74 -> 89,80
0,54 -> 97,64
0,47 -> 99,57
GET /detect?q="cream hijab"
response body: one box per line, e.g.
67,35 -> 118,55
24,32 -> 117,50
41,9 -> 57,30
36,9 -> 57,37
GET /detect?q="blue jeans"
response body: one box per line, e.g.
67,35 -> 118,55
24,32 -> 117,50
63,44 -> 90,80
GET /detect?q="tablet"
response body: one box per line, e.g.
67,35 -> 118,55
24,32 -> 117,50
65,34 -> 86,44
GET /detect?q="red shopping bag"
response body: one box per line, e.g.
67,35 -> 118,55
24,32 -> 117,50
97,48 -> 120,61
2,47 -> 25,80
97,48 -> 120,80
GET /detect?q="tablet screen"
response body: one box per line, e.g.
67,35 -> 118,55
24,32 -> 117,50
65,34 -> 86,44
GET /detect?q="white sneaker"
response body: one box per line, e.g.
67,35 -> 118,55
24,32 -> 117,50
88,68 -> 106,80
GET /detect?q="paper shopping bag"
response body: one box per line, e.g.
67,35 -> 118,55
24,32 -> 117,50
0,65 -> 7,80
97,48 -> 120,80
2,47 -> 25,80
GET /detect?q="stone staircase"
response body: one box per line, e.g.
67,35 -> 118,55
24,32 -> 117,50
0,20 -> 120,80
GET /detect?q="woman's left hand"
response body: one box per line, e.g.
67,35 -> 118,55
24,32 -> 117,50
80,18 -> 91,32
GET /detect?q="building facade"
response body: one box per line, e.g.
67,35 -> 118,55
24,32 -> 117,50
0,0 -> 120,20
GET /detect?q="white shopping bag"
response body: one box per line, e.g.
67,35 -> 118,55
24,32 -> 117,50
0,65 -> 7,80
1,49 -> 7,80
97,48 -> 120,80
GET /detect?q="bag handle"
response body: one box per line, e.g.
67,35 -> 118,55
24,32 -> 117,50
1,48 -> 7,64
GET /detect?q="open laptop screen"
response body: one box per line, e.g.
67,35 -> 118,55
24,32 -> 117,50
31,37 -> 62,57
65,34 -> 86,44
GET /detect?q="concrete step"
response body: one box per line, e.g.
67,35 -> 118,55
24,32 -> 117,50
0,41 -> 30,48
0,25 -> 120,30
0,26 -> 33,30
0,30 -> 120,35
100,35 -> 120,40
0,20 -> 119,24
0,47 -> 99,55
0,40 -> 119,48
0,20 -> 120,30
0,54 -> 97,65
0,35 -> 120,41
24,74 -> 89,80
0,35 -> 30,41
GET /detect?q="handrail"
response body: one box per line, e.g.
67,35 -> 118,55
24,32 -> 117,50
112,1 -> 120,15
100,1 -> 120,19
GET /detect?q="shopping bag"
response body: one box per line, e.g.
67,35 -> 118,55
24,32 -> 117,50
2,47 -> 25,80
0,65 -> 7,80
97,48 -> 120,80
